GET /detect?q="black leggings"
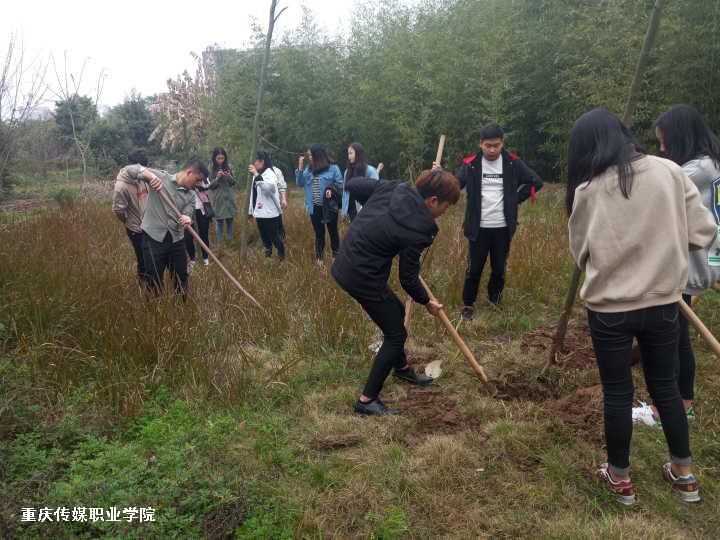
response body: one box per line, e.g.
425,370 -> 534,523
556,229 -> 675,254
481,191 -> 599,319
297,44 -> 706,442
256,216 -> 285,259
677,294 -> 695,401
310,206 -> 339,259
352,287 -> 408,399
184,209 -> 211,260
587,303 -> 691,475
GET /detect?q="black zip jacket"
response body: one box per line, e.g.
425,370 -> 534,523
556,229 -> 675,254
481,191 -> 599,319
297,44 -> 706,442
331,178 -> 437,304
457,149 -> 543,240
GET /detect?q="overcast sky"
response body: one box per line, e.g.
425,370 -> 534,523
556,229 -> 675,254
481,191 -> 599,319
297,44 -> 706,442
2,0 -> 366,109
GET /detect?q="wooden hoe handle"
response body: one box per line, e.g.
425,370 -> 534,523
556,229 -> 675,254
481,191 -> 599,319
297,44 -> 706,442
156,189 -> 263,310
419,276 -> 489,383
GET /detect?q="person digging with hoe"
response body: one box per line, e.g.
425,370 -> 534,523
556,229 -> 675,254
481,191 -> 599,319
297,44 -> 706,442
123,157 -> 209,298
331,169 -> 461,416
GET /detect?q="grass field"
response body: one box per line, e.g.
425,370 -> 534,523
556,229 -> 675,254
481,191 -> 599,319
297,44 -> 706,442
1,182 -> 719,539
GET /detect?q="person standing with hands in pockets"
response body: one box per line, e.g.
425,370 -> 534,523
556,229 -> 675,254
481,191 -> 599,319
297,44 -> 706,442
434,123 -> 543,320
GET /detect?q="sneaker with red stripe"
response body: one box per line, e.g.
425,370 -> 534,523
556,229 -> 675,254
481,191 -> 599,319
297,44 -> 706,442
662,462 -> 701,503
597,463 -> 636,506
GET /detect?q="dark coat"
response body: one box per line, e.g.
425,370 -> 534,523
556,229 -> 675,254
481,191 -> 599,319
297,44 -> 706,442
322,184 -> 341,223
331,178 -> 437,304
457,149 -> 543,240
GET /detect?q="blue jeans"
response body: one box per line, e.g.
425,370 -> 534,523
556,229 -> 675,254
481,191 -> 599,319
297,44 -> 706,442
587,303 -> 691,476
215,218 -> 233,242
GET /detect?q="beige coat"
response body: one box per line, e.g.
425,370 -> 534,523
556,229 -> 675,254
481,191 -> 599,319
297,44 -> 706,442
112,166 -> 149,233
569,155 -> 717,312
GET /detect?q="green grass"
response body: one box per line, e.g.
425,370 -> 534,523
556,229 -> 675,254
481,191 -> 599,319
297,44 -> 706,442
1,184 -> 719,538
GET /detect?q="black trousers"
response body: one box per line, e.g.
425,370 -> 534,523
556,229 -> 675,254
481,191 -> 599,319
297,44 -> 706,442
352,287 -> 408,399
310,205 -> 339,259
142,232 -> 189,297
677,294 -> 695,401
126,228 -> 148,282
587,303 -> 691,474
184,209 -> 211,261
256,216 -> 285,259
347,196 -> 358,221
462,227 -> 511,306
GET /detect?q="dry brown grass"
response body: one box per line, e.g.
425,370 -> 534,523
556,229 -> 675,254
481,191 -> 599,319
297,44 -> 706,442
2,184 -> 719,538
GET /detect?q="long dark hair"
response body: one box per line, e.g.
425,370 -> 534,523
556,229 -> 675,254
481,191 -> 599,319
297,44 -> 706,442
255,150 -> 272,173
654,105 -> 720,168
566,108 -> 645,215
346,142 -> 369,179
211,147 -> 230,173
309,144 -> 333,174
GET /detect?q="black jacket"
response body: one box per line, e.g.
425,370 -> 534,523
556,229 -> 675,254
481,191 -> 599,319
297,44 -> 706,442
331,178 -> 437,304
457,149 -> 543,240
322,184 -> 341,223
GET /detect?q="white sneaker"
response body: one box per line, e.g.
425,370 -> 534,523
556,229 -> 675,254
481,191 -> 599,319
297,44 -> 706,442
203,258 -> 210,266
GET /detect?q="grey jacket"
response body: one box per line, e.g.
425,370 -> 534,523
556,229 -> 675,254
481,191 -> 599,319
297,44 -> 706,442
684,156 -> 720,295
124,165 -> 195,243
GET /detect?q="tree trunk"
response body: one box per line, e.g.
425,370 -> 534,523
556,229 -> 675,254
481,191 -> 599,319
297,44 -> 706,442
239,0 -> 284,262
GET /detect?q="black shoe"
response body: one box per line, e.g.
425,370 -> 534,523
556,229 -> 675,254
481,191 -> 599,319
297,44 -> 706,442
392,367 -> 433,385
354,399 -> 401,416
460,306 -> 474,322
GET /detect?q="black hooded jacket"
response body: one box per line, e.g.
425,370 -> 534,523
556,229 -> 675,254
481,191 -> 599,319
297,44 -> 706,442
331,178 -> 437,304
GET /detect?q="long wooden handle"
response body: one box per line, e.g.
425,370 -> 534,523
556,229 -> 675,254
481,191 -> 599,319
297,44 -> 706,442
156,189 -> 263,310
419,276 -> 489,383
678,300 -> 720,357
541,265 -> 582,376
435,134 -> 446,165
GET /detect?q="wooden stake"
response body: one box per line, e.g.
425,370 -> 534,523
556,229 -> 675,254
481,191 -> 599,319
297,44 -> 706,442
419,276 -> 488,383
156,189 -> 263,310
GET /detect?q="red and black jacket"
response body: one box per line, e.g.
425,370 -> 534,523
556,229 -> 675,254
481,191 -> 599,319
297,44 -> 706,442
456,149 -> 543,240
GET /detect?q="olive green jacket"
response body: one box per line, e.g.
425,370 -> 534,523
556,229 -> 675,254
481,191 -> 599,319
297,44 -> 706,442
209,168 -> 237,219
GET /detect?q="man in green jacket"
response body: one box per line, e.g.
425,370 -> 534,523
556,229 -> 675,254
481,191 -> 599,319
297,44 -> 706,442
124,156 -> 209,296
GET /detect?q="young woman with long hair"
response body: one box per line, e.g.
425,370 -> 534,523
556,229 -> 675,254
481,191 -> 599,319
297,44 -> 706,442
208,147 -> 236,244
248,151 -> 285,260
653,104 -> 720,420
342,142 -> 378,221
566,108 -> 715,506
295,143 -> 343,264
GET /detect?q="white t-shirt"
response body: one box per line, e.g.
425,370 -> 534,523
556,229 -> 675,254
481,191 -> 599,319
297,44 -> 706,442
480,157 -> 506,228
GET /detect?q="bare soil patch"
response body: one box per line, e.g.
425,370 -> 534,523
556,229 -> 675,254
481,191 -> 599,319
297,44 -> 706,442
492,372 -> 562,402
203,498 -> 246,540
390,387 -> 488,446
541,384 -> 604,444
521,322 -> 596,371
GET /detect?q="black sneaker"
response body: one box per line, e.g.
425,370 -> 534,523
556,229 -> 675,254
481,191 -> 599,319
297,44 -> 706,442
393,367 -> 433,385
460,306 -> 474,322
354,399 -> 401,416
